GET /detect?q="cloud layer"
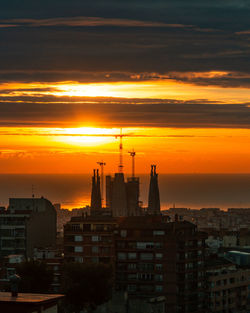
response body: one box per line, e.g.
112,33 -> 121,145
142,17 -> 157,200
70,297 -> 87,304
1,0 -> 250,130
0,93 -> 250,128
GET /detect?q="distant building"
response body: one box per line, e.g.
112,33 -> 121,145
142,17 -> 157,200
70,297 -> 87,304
222,232 -> 238,248
225,250 -> 250,266
0,198 -> 57,259
106,165 -> 161,217
206,257 -> 250,312
106,172 -> 140,217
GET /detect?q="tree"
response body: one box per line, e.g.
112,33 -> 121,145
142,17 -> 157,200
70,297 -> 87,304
16,260 -> 53,293
61,262 -> 113,313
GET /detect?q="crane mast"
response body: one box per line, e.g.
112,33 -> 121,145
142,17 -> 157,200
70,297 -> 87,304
128,150 -> 136,178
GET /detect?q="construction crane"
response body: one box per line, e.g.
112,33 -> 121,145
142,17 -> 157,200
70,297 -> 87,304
97,161 -> 106,205
115,128 -> 124,173
128,149 -> 136,178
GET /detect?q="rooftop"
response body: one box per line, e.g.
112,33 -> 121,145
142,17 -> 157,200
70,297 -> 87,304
0,292 -> 64,304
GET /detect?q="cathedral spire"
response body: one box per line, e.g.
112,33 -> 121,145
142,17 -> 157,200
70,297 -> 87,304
91,169 -> 102,212
148,165 -> 161,215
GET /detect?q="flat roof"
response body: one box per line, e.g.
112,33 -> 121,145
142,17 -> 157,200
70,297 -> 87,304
0,292 -> 64,304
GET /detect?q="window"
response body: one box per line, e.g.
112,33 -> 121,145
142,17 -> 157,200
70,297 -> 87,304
140,253 -> 153,260
74,235 -> 83,242
117,241 -> 126,248
128,284 -> 137,292
128,273 -> 137,280
72,224 -> 80,231
138,273 -> 154,281
118,252 -> 126,260
82,224 -> 91,231
92,235 -> 99,242
155,274 -> 163,281
75,256 -> 83,263
155,285 -> 163,292
117,263 -> 127,270
156,253 -> 163,259
185,263 -> 193,269
128,242 -> 136,248
153,230 -> 165,236
229,278 -> 235,284
155,242 -> 163,249
128,253 -> 137,259
95,224 -> 104,231
74,246 -> 83,252
92,257 -> 99,263
92,246 -> 99,253
121,230 -> 127,237
128,263 -> 137,270
102,236 -> 112,243
136,242 -> 154,249
139,285 -> 154,292
102,247 -> 111,254
138,263 -> 154,271
155,264 -> 163,270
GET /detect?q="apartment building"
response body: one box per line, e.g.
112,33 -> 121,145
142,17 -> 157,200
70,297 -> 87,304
64,215 -> 118,264
0,198 -> 56,259
206,257 -> 250,313
115,215 -> 207,313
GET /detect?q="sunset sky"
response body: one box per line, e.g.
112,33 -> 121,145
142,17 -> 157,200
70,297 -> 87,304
1,1 -> 250,174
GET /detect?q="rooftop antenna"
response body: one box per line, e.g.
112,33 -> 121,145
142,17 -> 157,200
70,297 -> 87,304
97,161 -> 106,206
32,184 -> 35,198
128,149 -> 136,178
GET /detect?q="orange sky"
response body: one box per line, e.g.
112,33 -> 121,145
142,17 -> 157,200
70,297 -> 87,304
1,126 -> 250,174
1,77 -> 250,174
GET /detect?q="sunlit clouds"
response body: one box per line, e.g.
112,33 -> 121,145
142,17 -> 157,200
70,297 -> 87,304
2,76 -> 250,103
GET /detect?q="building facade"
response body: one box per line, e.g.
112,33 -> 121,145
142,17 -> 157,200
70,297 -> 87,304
115,215 -> 207,313
0,198 -> 56,259
206,258 -> 250,312
64,215 -> 118,264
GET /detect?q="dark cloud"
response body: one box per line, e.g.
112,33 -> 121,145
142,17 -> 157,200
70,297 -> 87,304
0,1 -> 250,79
0,17 -> 193,28
1,0 -> 250,130
0,95 -> 250,129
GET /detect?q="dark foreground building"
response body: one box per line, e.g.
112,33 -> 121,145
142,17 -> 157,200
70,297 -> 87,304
115,215 -> 207,313
0,198 -> 57,259
64,215 -> 117,264
64,214 -> 207,313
